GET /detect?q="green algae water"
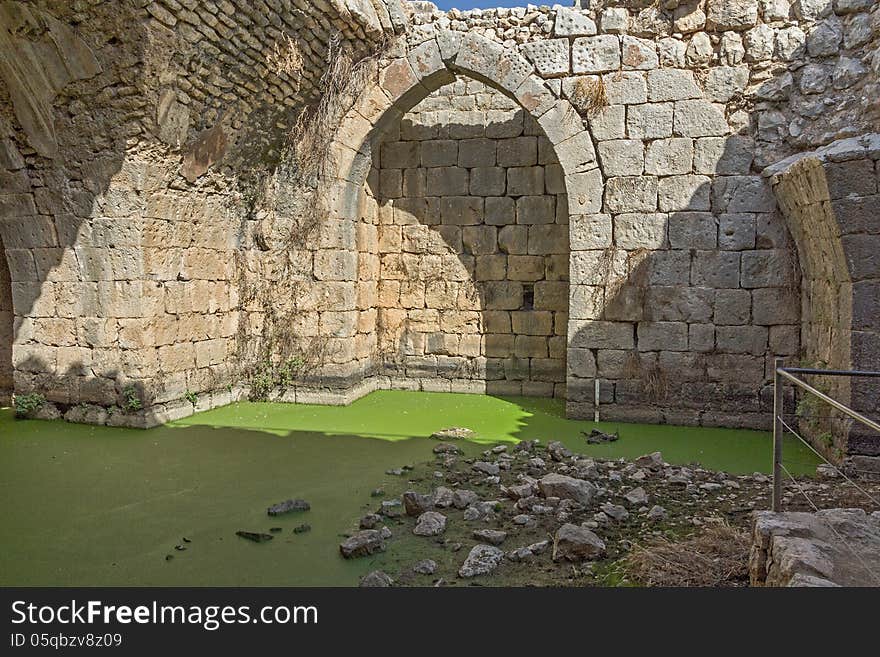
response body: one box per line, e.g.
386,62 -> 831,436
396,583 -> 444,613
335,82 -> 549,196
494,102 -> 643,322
0,391 -> 819,586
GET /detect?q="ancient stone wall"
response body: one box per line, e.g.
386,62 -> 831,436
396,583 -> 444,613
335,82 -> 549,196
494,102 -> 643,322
0,234 -> 11,398
366,78 -> 569,396
0,0 -> 877,438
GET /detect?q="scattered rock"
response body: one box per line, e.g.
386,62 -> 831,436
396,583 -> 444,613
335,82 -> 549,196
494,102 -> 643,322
267,499 -> 310,516
339,530 -> 385,559
452,489 -> 479,509
359,513 -> 382,529
647,505 -> 667,521
402,490 -> 434,516
538,473 -> 596,505
458,544 -> 505,577
413,511 -> 447,536
552,524 -> 606,562
463,500 -> 499,521
472,461 -> 500,476
624,487 -> 649,505
433,486 -> 455,508
472,528 -> 507,545
634,451 -> 664,471
293,523 -> 311,534
359,570 -> 393,587
601,503 -> 629,521
413,559 -> 437,575
816,463 -> 839,479
379,499 -> 404,518
236,531 -> 274,543
379,526 -> 393,540
431,427 -> 474,441
547,441 -> 573,461
584,429 -> 619,444
433,443 -> 462,455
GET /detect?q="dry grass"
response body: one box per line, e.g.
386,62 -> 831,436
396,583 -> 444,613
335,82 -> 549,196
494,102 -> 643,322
570,76 -> 608,116
625,524 -> 751,587
266,33 -> 304,83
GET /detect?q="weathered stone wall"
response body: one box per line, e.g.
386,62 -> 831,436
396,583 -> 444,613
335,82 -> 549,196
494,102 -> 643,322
0,234 -> 11,397
0,0 -> 878,433
366,78 -> 568,396
767,134 -> 880,471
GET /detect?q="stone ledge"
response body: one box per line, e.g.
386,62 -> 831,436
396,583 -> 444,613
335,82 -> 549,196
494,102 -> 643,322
750,508 -> 880,586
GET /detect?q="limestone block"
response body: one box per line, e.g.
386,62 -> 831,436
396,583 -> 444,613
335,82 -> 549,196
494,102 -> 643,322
568,347 -> 597,378
458,138 -> 496,168
462,226 -> 497,255
521,39 -> 570,78
545,163 -> 566,195
714,289 -> 752,325
706,66 -> 750,102
692,250 -> 741,288
382,141 -> 420,168
598,139 -> 645,176
622,36 -> 658,70
486,110 -> 525,139
806,17 -> 843,57
614,213 -> 667,249
673,101 -> 729,137
534,281 -> 569,312
658,38 -> 688,68
485,197 -> 516,225
647,69 -> 702,102
569,320 -> 635,350
515,336 -> 549,358
600,8 -> 629,34
707,0 -> 759,30
638,321 -> 688,351
712,176 -> 776,213
483,282 -> 524,310
668,212 -> 717,249
554,131 -> 598,172
740,249 -> 791,288
475,255 -> 507,281
511,311 -> 554,336
689,324 -> 716,352
314,249 -> 358,281
776,27 -> 806,61
497,137 -> 538,167
752,288 -> 799,325
528,224 -> 569,254
769,325 -> 799,356
379,169 -> 403,198
648,250 -> 691,285
658,174 -> 712,212
554,8 -> 598,37
645,286 -> 714,322
499,225 -> 528,254
693,136 -> 754,175
604,176 -> 658,213
600,72 -> 647,106
470,167 -> 506,196
420,140 -> 458,168
715,325 -> 768,355
674,1 -> 707,33
566,169 -> 605,215
508,168 -> 546,196
427,166 -> 469,196
719,213 -> 757,250
569,285 -> 605,320
507,255 -> 545,281
627,103 -> 673,140
645,137 -> 694,175
516,195 -> 556,225
572,35 -> 621,74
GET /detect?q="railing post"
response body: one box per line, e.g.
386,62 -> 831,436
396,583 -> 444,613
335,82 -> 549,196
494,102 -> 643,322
772,357 -> 784,512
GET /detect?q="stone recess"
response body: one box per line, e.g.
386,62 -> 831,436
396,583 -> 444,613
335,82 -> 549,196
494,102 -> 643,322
0,0 -> 878,439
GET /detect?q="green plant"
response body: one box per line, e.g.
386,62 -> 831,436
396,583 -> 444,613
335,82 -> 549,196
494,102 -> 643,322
248,357 -> 305,402
14,393 -> 45,418
121,385 -> 142,412
184,391 -> 198,406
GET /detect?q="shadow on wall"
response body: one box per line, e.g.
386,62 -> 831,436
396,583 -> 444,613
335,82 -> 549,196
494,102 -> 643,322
564,104 -> 802,431
366,85 -> 570,398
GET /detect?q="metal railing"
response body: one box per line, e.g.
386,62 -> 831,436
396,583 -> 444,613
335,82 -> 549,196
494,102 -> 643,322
771,358 -> 880,511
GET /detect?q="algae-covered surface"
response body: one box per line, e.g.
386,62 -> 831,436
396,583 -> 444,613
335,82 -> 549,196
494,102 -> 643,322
0,391 -> 819,586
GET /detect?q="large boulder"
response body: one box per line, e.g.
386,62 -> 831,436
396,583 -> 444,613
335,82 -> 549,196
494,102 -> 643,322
552,524 -> 607,562
402,491 -> 434,516
413,511 -> 447,536
538,473 -> 596,505
458,544 -> 505,577
339,530 -> 385,559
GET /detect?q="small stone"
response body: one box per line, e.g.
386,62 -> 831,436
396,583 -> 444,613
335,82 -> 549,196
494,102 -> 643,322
472,461 -> 500,476
634,452 -> 664,471
458,544 -> 505,577
413,511 -> 447,536
538,473 -> 596,505
624,487 -> 649,505
552,524 -> 607,562
452,489 -> 479,509
413,559 -> 437,575
601,503 -> 629,521
472,529 -> 507,545
359,513 -> 382,529
403,491 -> 434,516
513,514 -> 534,526
647,505 -> 667,521
339,530 -> 385,559
359,570 -> 393,587
380,500 -> 404,518
432,427 -> 475,441
293,523 -> 311,534
433,443 -> 462,455
267,499 -> 310,516
379,526 -> 393,540
236,531 -> 273,543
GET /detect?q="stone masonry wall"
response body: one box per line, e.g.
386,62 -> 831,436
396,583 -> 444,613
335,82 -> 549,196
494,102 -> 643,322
367,78 -> 569,396
0,234 -> 11,397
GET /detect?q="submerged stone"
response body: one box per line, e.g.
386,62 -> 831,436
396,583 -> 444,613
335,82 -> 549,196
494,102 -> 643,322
236,531 -> 274,543
267,499 -> 310,516
431,427 -> 475,441
339,530 -> 385,559
293,523 -> 311,534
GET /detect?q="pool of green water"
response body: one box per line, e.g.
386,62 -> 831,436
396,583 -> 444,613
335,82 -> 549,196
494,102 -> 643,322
0,391 -> 819,586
